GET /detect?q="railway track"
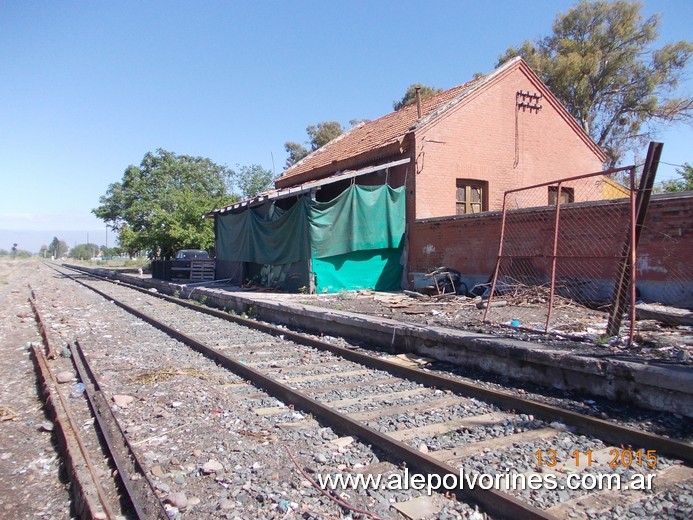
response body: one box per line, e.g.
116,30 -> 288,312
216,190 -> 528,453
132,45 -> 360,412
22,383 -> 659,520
30,262 -> 693,519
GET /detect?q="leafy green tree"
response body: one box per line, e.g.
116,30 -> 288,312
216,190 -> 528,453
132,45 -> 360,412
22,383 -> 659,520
99,245 -> 122,258
497,0 -> 692,167
349,118 -> 370,127
660,163 -> 693,192
284,121 -> 345,169
115,226 -> 140,259
49,237 -> 69,258
69,243 -> 99,260
232,164 -> 274,198
393,83 -> 443,111
306,121 -> 344,150
92,149 -> 236,258
284,141 -> 309,169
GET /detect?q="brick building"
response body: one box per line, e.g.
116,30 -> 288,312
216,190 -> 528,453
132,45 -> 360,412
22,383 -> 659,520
210,57 -> 689,305
277,57 -> 607,218
234,57 -> 606,291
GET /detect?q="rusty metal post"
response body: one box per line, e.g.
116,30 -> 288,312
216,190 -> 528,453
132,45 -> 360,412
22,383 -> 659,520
483,193 -> 509,322
606,142 -> 663,337
628,168 -> 637,343
545,182 -> 563,332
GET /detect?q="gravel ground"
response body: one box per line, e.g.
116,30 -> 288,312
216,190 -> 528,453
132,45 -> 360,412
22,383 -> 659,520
82,265 -> 693,518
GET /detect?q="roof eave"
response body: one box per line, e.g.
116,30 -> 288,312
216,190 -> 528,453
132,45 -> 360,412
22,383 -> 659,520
275,140 -> 406,189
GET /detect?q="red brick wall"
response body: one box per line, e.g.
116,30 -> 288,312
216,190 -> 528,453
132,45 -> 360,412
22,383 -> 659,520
411,65 -> 605,219
409,193 -> 693,304
637,193 -> 693,283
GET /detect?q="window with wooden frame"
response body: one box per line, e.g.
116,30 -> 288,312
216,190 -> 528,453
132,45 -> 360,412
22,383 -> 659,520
456,179 -> 487,215
548,186 -> 574,205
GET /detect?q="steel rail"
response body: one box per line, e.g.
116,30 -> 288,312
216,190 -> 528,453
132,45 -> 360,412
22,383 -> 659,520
69,340 -> 171,520
61,263 -> 693,466
28,291 -> 57,359
31,345 -> 117,519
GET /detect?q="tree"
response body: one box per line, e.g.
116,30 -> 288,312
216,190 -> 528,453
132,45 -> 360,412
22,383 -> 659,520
660,163 -> 693,192
393,83 -> 443,111
39,245 -> 48,258
115,226 -> 140,259
284,121 -> 345,169
284,141 -> 309,169
497,0 -> 692,166
232,164 -> 274,199
49,237 -> 69,258
306,121 -> 344,150
100,245 -> 122,258
92,149 -> 236,259
69,243 -> 99,260
349,118 -> 370,128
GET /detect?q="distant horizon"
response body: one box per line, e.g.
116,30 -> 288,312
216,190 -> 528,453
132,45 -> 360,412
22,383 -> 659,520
0,228 -> 111,254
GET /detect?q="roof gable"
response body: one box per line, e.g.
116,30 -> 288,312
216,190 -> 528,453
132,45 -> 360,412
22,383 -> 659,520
276,57 -> 605,187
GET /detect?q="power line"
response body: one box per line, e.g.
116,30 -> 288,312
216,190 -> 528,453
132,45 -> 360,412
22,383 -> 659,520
660,161 -> 687,168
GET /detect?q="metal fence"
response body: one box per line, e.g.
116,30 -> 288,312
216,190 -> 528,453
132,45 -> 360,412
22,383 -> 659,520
483,166 -> 637,340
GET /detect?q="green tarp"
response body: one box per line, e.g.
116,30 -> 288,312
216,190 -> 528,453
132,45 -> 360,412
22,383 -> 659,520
216,198 -> 310,265
309,184 -> 405,258
312,248 -> 403,293
215,184 -> 405,292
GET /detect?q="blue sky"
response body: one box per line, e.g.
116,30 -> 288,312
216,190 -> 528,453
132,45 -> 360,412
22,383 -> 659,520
1,0 -> 691,252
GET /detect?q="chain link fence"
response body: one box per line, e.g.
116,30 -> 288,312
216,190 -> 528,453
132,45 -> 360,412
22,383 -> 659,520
483,167 -> 637,339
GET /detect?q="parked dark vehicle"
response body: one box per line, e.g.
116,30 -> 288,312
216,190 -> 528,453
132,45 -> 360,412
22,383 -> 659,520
169,250 -> 215,282
175,249 -> 210,260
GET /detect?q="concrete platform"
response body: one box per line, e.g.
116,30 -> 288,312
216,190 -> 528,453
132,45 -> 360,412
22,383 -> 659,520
93,269 -> 693,418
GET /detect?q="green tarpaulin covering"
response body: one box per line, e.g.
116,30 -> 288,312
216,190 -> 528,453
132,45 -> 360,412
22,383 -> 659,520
308,184 -> 405,258
215,184 -> 405,292
312,248 -> 403,293
216,198 -> 310,265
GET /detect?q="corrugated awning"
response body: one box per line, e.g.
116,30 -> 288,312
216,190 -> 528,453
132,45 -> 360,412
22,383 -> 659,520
206,157 -> 410,217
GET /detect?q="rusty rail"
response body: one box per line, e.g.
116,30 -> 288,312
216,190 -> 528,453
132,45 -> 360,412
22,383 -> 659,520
69,340 -> 170,520
28,287 -> 57,359
31,345 -> 117,519
62,263 -> 693,464
30,278 -> 167,519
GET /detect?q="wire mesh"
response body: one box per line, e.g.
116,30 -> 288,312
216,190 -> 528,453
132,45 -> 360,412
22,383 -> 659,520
484,167 -> 636,338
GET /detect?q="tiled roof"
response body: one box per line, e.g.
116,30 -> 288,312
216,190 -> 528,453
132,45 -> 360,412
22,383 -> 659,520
276,57 -> 605,187
277,76 -> 485,186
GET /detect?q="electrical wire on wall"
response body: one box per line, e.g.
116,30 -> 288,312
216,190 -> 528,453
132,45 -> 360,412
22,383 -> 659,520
514,102 -> 520,169
514,90 -> 543,170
